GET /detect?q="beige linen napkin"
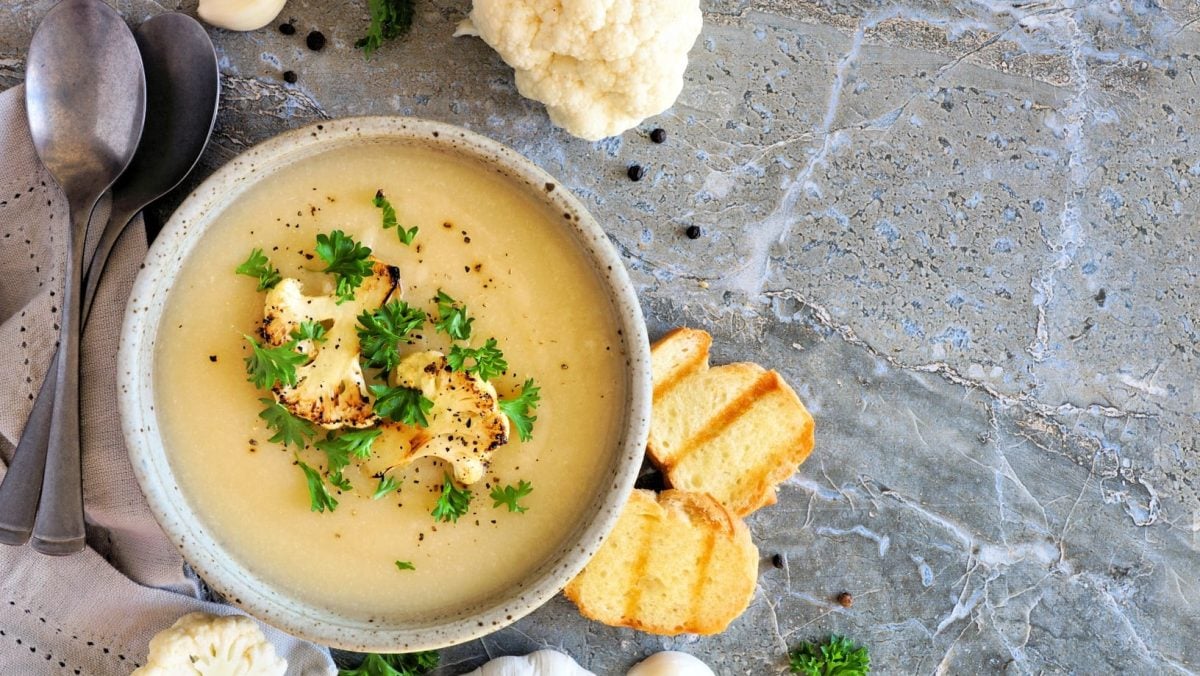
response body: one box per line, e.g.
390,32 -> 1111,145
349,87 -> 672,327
0,84 -> 336,675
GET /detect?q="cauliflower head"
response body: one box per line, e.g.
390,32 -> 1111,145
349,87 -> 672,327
368,351 -> 510,485
262,259 -> 400,429
131,612 -> 286,676
457,0 -> 703,140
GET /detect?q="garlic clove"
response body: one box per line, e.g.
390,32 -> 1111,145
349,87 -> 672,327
627,651 -> 716,676
198,0 -> 288,32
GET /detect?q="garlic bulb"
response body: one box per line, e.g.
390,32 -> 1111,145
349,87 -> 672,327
627,651 -> 715,676
465,649 -> 594,676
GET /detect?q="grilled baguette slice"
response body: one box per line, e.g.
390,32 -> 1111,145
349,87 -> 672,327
564,489 -> 757,635
648,328 -> 815,517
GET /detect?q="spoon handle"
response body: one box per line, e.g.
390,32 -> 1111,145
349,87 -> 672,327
0,352 -> 57,545
82,201 -> 139,324
31,201 -> 91,556
0,203 -> 141,550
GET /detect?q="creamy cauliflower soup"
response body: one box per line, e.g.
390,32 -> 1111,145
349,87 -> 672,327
153,140 -> 627,620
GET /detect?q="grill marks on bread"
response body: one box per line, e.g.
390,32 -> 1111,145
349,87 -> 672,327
647,328 -> 815,517
564,490 -> 757,635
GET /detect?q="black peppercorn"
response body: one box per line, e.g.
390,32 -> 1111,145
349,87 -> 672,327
282,70 -> 298,84
306,30 -> 326,51
650,128 -> 667,144
627,164 -> 645,181
685,225 -> 702,240
278,22 -> 296,35
771,553 -> 785,569
837,592 -> 853,608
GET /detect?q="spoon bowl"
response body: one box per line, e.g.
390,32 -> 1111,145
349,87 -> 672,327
25,0 -> 145,206
85,12 -> 221,319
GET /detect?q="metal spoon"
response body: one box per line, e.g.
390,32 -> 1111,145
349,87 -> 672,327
0,12 -> 218,553
0,0 -> 145,554
83,13 -> 221,321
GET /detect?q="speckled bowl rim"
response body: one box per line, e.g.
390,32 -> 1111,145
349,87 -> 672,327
117,117 -> 651,652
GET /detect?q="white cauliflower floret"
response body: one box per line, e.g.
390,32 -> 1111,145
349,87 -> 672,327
262,259 -> 400,429
456,0 -> 703,140
370,351 -> 510,485
131,612 -> 286,676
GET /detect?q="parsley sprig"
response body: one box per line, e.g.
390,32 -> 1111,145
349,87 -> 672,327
499,378 -> 540,442
244,335 -> 307,389
355,0 -> 415,59
291,320 -> 328,344
339,650 -> 437,676
370,384 -> 434,427
433,290 -> 473,342
315,429 -> 382,489
259,398 -> 316,449
316,230 -> 374,304
490,480 -> 533,513
788,636 -> 870,676
317,429 -> 382,465
373,475 -> 399,500
373,189 -> 418,245
431,472 -> 471,523
235,248 -> 281,291
447,338 -> 507,381
297,458 -> 338,513
394,560 -> 415,571
358,301 -> 426,372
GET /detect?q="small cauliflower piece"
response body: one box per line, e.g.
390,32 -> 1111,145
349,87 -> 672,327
262,260 -> 400,429
131,612 -> 286,676
374,350 -> 510,484
456,0 -> 703,141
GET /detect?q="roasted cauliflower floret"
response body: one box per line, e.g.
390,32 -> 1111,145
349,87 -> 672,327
261,259 -> 400,429
374,350 -> 510,484
131,612 -> 286,676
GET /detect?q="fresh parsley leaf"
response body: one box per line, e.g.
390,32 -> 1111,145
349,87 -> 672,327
394,560 -> 415,571
316,429 -> 383,473
297,458 -> 338,513
370,384 -> 434,427
788,635 -> 870,676
315,230 -> 374,304
355,0 -> 415,59
431,472 -> 471,523
373,189 -> 418,245
244,335 -> 307,390
357,300 -> 426,372
433,290 -> 473,341
235,248 -> 282,291
328,471 -> 354,492
258,398 -> 316,449
314,429 -> 382,495
499,378 -> 540,442
291,320 -> 328,344
339,651 -> 439,676
446,338 -> 507,381
373,474 -> 400,500
489,480 -> 533,514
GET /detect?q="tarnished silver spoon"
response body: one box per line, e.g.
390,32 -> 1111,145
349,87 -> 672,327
83,12 -> 220,320
0,0 -> 145,554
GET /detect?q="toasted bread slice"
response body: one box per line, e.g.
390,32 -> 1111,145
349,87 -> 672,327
564,489 -> 758,635
648,328 -> 815,517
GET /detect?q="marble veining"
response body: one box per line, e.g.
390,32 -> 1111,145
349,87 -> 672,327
2,0 -> 1198,673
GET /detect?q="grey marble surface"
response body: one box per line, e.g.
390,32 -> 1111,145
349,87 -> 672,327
4,0 -> 1200,674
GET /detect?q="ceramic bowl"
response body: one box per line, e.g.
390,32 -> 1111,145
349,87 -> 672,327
118,117 -> 651,651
